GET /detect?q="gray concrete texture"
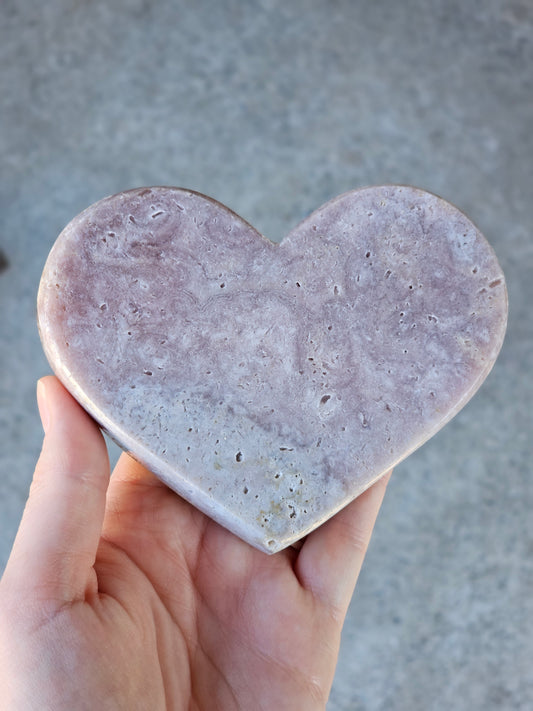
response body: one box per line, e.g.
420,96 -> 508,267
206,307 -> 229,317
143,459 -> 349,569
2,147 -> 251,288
0,0 -> 531,708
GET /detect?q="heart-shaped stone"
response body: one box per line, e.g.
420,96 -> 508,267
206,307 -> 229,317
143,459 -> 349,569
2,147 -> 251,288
37,186 -> 507,552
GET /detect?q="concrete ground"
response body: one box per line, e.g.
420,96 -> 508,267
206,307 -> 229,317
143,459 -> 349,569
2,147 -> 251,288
1,1 -> 531,708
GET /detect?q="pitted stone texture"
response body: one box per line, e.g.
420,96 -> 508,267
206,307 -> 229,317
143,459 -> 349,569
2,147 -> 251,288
37,186 -> 507,552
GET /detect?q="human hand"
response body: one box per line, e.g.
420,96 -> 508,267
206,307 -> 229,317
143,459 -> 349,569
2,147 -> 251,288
0,376 -> 391,710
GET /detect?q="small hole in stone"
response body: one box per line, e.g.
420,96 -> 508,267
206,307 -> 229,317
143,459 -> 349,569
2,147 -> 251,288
365,251 -> 371,258
236,451 -> 243,462
220,283 -> 225,288
320,395 -> 331,405
151,211 -> 163,218
296,282 -> 301,288
144,370 -> 153,376
243,486 -> 249,494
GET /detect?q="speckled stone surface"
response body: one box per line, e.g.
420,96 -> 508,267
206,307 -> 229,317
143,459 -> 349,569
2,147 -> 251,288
37,185 -> 507,552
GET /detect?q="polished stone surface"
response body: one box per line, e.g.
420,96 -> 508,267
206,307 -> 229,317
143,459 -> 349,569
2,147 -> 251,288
1,0 -> 532,707
38,186 -> 506,551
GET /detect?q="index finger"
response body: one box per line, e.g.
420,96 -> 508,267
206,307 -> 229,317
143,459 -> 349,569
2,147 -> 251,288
294,470 -> 392,619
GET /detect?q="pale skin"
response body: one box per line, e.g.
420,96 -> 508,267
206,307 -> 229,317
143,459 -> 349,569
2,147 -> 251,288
0,376 -> 391,710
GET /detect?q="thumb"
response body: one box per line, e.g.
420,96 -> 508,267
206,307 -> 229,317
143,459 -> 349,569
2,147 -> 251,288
3,376 -> 110,604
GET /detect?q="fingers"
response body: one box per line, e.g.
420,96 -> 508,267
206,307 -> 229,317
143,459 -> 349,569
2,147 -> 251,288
3,377 -> 110,604
111,450 -> 163,488
295,470 -> 392,620
101,451 -> 162,536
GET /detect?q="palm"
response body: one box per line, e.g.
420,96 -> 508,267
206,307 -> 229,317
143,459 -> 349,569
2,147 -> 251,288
1,377 -> 389,710
93,455 -> 340,710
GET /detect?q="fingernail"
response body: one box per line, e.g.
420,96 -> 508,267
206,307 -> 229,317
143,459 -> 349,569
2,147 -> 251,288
37,379 -> 51,433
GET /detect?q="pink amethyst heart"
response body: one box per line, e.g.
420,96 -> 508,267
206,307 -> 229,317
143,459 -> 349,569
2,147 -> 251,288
37,186 -> 507,552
